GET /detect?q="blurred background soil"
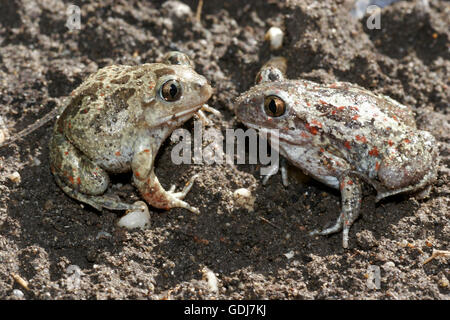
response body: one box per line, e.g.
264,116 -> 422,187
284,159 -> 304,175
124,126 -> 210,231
0,0 -> 448,299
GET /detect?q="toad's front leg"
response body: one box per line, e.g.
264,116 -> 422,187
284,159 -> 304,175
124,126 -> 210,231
309,173 -> 362,248
131,147 -> 199,214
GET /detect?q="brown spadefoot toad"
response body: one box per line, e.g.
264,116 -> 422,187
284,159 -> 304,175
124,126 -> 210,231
50,52 -> 213,214
235,57 -> 439,248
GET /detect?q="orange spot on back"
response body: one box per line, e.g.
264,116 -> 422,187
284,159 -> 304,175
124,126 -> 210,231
310,119 -> 323,128
344,141 -> 351,150
368,146 -> 379,156
300,131 -> 310,139
355,135 -> 367,143
305,123 -> 318,135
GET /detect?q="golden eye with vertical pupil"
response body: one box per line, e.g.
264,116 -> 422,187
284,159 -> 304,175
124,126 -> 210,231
160,80 -> 182,101
264,95 -> 286,117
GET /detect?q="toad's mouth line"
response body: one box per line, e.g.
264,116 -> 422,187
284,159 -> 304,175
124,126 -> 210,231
239,122 -> 302,147
152,104 -> 204,128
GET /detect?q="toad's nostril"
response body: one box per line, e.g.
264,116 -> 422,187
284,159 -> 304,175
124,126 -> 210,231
201,84 -> 213,98
194,78 -> 208,89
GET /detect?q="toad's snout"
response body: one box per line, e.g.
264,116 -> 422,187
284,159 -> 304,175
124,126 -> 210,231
194,77 -> 213,99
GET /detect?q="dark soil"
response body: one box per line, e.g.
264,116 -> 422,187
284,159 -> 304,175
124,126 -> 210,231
0,0 -> 448,299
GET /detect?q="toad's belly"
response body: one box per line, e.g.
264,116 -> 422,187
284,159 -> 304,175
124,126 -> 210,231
278,142 -> 350,189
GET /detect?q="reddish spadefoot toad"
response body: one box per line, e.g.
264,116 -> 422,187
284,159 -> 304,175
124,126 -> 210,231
235,57 -> 439,248
50,52 -> 213,214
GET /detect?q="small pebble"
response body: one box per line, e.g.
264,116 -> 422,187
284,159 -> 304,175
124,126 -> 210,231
382,261 -> 396,269
233,188 -> 255,212
356,230 -> 378,249
7,171 -> 21,184
202,266 -> 218,293
284,250 -> 295,259
438,276 -> 449,288
0,129 -> 7,145
162,1 -> 192,19
0,116 -> 8,144
117,201 -> 150,230
12,289 -> 24,299
265,26 -> 284,50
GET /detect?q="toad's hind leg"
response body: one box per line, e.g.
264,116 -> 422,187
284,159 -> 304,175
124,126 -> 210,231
309,174 -> 362,248
50,130 -> 135,211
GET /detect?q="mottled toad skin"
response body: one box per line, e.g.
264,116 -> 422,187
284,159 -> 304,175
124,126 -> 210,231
50,52 -> 213,214
235,57 -> 439,248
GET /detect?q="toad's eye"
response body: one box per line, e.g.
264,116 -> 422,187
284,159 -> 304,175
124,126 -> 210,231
160,80 -> 182,102
264,95 -> 286,117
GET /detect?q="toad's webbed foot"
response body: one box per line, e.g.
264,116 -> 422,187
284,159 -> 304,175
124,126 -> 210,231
134,170 -> 200,215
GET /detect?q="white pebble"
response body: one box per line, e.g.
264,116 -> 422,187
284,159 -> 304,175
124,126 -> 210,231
202,266 -> 219,293
12,289 -> 24,299
233,188 -> 255,212
382,261 -> 396,270
162,1 -> 192,19
7,171 -> 21,184
0,116 -> 8,145
265,27 -> 284,50
0,129 -> 7,145
117,201 -> 150,230
284,250 -> 295,259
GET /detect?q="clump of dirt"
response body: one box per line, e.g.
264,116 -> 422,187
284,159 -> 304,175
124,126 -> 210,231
0,0 -> 448,299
